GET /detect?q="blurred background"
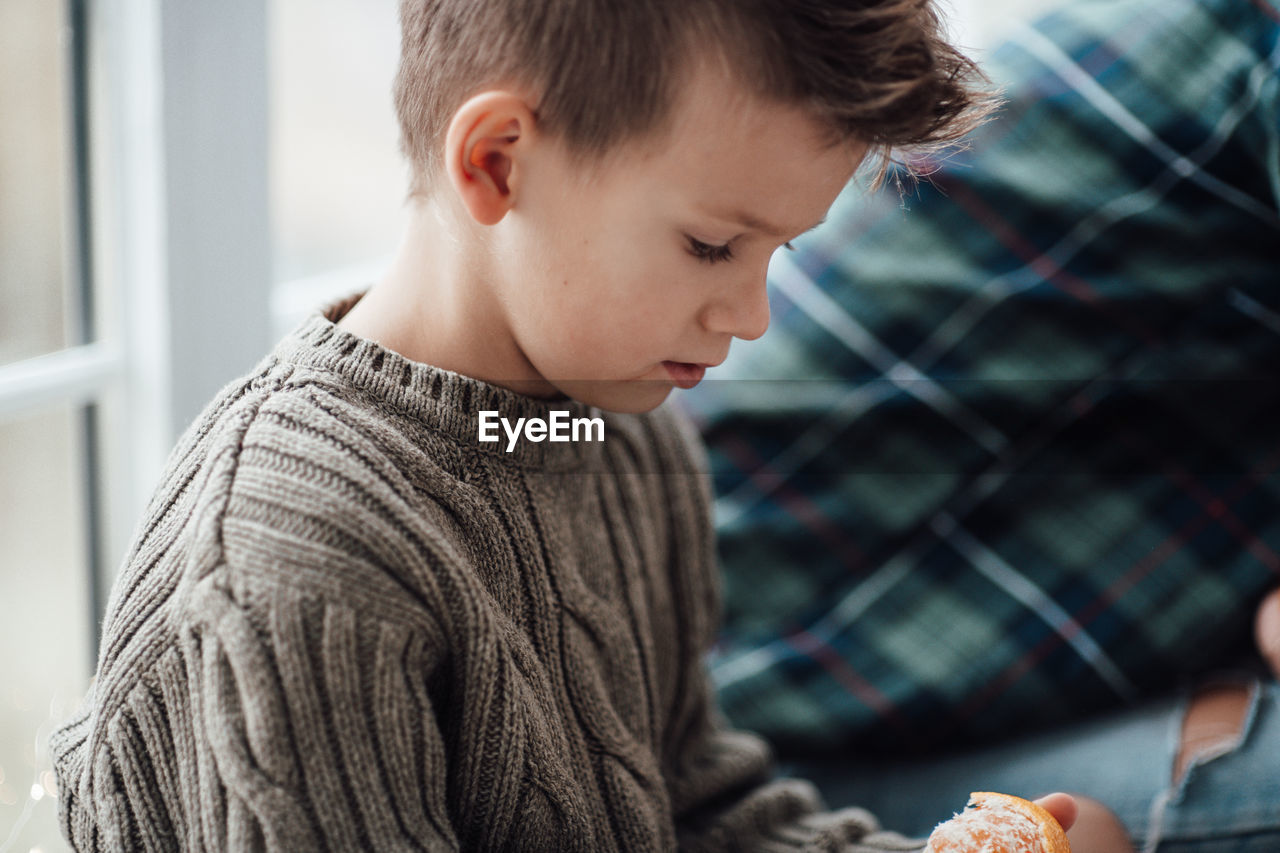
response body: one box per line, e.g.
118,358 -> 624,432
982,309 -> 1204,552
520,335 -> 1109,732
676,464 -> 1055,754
0,0 -> 1058,848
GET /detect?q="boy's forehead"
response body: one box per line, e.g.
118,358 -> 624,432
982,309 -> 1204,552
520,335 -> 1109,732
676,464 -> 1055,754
632,64 -> 862,231
659,64 -> 798,155
693,205 -> 828,241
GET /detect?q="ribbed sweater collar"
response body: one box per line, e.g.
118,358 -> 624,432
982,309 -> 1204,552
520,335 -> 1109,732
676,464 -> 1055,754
271,292 -> 608,471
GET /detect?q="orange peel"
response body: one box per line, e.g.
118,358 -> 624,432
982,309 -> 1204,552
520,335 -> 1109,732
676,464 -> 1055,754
923,791 -> 1071,853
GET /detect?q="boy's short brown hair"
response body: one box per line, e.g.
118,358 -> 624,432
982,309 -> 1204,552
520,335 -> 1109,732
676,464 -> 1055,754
394,0 -> 990,197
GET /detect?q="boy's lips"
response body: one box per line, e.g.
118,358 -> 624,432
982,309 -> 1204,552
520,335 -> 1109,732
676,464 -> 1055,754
662,361 -> 710,389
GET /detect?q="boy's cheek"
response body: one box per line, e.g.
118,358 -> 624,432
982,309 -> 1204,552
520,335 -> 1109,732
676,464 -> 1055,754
552,324 -> 607,364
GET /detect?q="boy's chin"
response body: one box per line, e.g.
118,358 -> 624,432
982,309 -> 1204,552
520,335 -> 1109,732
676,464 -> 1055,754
553,379 -> 675,414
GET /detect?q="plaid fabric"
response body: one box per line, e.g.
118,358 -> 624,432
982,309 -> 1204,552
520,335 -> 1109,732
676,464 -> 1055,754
677,0 -> 1280,756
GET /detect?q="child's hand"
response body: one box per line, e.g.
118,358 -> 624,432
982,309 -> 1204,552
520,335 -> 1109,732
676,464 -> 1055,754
1036,794 -> 1136,853
1031,793 -> 1076,833
1256,588 -> 1280,680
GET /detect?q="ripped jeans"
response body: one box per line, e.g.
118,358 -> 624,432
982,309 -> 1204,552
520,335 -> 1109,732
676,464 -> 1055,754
785,673 -> 1280,851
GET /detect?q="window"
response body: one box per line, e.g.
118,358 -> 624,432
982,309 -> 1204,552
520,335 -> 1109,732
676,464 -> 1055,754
0,1 -> 277,848
269,0 -> 404,337
0,3 -> 95,850
0,410 -> 91,852
270,0 -> 402,282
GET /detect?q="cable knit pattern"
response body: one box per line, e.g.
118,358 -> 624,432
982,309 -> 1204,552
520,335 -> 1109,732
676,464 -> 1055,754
50,295 -> 916,852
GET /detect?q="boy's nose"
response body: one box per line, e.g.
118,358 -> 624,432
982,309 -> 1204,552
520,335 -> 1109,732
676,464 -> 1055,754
702,274 -> 771,341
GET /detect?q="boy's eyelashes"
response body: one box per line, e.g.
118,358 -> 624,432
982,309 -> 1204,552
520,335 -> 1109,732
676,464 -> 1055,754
685,236 -> 797,265
687,236 -> 735,264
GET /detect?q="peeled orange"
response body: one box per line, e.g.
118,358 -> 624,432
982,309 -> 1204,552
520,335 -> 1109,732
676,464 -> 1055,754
923,791 -> 1071,853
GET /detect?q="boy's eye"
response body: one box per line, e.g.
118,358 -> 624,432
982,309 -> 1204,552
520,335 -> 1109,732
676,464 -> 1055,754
687,236 -> 734,265
685,237 -> 797,264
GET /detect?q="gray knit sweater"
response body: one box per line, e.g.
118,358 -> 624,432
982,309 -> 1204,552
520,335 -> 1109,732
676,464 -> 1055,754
51,296 -> 920,852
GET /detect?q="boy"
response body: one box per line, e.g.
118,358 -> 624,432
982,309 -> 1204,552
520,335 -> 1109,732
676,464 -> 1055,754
51,0 -> 1081,849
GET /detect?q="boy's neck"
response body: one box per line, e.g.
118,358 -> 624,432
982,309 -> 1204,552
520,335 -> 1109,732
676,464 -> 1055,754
337,202 -> 558,399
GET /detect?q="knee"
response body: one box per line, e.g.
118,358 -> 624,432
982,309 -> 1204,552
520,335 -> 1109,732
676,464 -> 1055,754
1172,682 -> 1252,786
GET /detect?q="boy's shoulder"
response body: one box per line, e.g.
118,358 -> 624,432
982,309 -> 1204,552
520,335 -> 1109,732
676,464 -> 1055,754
159,314 -> 714,626
154,343 -> 472,629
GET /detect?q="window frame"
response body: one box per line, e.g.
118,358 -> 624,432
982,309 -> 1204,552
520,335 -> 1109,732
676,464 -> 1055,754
0,0 -> 274,647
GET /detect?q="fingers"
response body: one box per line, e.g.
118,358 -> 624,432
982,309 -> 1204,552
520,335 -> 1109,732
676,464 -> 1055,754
1256,588 -> 1280,680
1064,795 -> 1135,853
1033,792 -> 1077,833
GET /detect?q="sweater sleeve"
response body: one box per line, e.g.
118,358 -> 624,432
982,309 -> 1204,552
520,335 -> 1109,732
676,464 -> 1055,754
54,571 -> 460,852
667,672 -> 925,853
194,574 -> 459,851
653,406 -> 925,853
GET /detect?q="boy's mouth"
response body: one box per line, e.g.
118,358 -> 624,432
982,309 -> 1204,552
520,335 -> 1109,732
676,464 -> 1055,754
662,361 -> 707,389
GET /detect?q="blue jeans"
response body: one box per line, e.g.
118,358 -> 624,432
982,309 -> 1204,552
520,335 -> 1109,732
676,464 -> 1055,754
785,674 -> 1280,852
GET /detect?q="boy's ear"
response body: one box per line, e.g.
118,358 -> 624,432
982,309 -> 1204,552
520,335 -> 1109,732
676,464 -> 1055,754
444,91 -> 537,226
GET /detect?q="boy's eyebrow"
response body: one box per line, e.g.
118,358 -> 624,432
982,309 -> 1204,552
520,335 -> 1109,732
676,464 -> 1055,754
706,209 -> 828,238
